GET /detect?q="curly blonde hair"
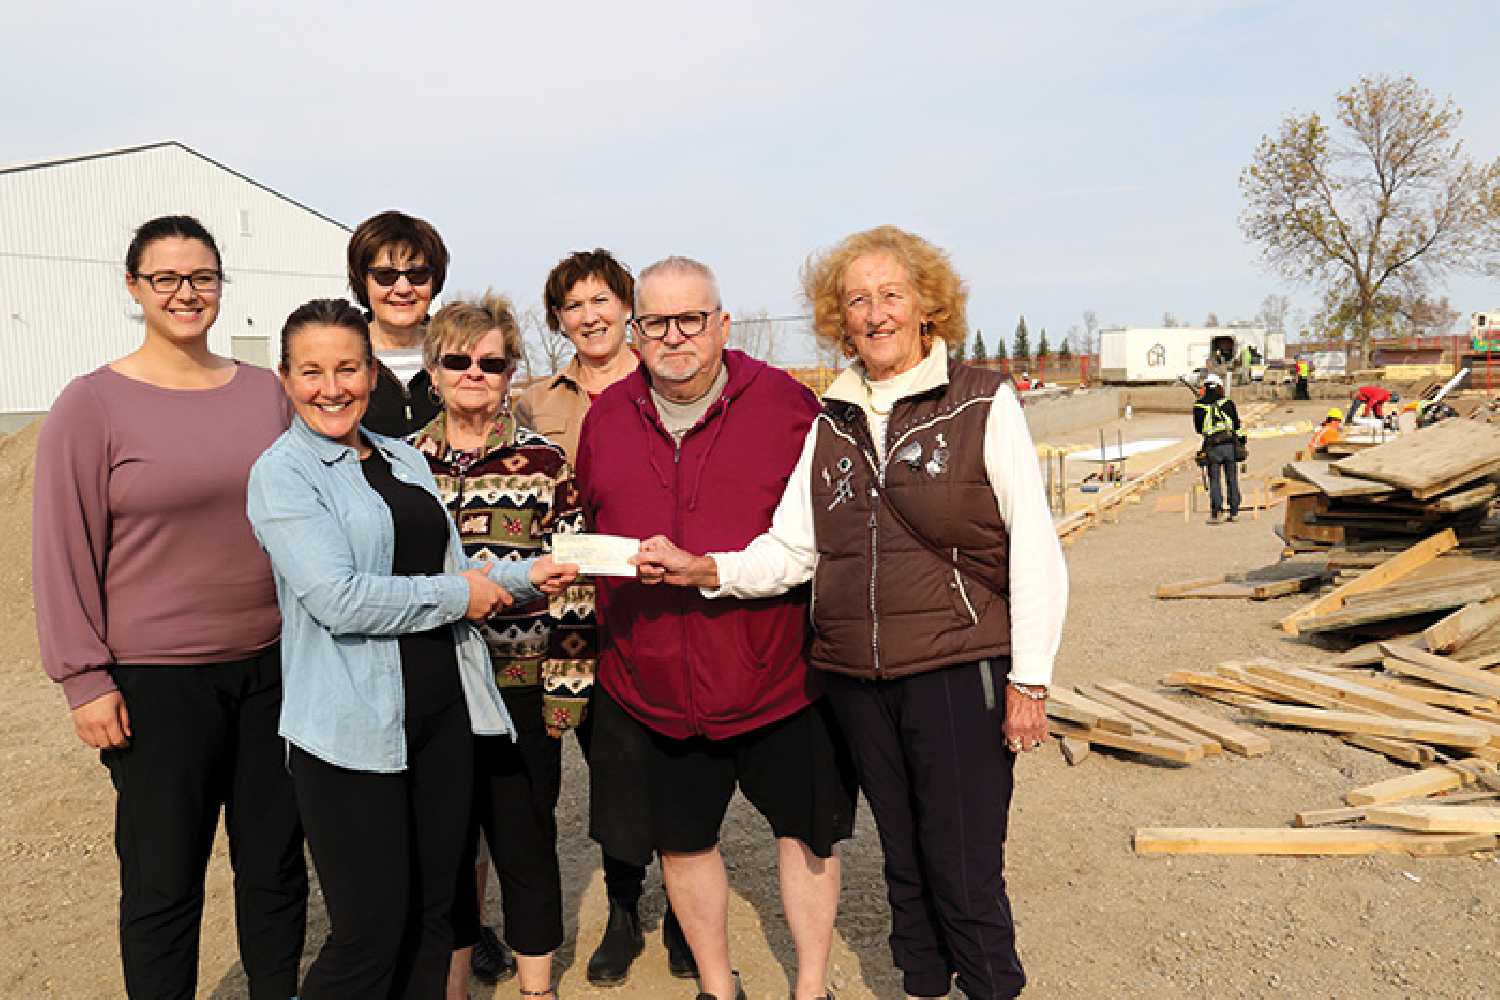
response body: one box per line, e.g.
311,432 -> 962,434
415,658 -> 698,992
801,225 -> 968,359
423,290 -> 524,372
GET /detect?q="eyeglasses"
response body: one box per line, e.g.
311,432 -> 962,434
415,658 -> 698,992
439,353 -> 511,376
133,269 -> 223,294
367,265 -> 434,287
633,309 -> 720,341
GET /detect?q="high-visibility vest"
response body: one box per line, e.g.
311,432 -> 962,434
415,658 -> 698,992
1195,399 -> 1234,437
1296,360 -> 1310,377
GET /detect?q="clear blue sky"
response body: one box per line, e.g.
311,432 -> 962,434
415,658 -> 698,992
5,1 -> 1497,360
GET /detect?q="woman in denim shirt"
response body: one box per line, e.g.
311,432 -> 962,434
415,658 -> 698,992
247,299 -> 575,1000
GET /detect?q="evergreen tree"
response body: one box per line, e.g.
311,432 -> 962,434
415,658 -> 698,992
1013,315 -> 1031,363
993,335 -> 1008,361
949,335 -> 967,362
1037,328 -> 1051,358
1058,336 -> 1073,359
972,329 -> 988,361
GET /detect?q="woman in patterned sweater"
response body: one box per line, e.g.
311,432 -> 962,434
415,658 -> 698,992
412,292 -> 593,1000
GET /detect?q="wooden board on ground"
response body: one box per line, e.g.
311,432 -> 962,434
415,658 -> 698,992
1346,766 -> 1467,806
1095,680 -> 1271,756
1425,598 -> 1500,654
1364,804 -> 1500,834
1048,721 -> 1203,763
1294,581 -> 1500,633
1342,734 -> 1435,764
1331,419 -> 1500,494
1380,643 -> 1500,700
1133,827 -> 1496,857
1295,790 -> 1499,827
1047,688 -> 1141,735
1077,685 -> 1223,756
1279,529 -> 1458,635
1240,704 -> 1489,749
1058,737 -> 1090,766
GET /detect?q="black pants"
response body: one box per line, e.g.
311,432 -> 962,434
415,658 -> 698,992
293,696 -> 472,999
104,648 -> 307,1000
453,688 -> 565,956
824,661 -> 1024,1000
1294,375 -> 1310,399
1205,441 -> 1241,516
575,694 -> 650,904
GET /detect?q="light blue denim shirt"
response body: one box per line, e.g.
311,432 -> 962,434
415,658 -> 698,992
247,417 -> 539,773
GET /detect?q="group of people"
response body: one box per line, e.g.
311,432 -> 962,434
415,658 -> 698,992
34,211 -> 1067,1000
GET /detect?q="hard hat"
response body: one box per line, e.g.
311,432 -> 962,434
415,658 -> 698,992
1327,407 -> 1344,421
1202,373 -> 1223,387
1390,392 -> 1401,402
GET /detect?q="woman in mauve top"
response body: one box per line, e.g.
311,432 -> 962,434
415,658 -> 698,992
31,215 -> 308,1000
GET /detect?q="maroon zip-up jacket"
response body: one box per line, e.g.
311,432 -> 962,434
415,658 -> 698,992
575,350 -> 821,740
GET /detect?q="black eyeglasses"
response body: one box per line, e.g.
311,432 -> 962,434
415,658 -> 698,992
134,269 -> 223,294
633,309 -> 720,341
367,265 -> 434,287
439,353 -> 511,376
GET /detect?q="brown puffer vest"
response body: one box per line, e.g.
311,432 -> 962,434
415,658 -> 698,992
808,360 -> 1012,679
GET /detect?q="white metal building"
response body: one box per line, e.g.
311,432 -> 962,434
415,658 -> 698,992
0,141 -> 351,430
1099,326 -> 1284,383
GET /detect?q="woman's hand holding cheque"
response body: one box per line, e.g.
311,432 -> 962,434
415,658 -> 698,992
632,535 -> 719,588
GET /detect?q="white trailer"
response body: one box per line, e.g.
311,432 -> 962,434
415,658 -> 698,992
1099,326 -> 1283,383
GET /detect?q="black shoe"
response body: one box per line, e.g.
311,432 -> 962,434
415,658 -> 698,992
471,924 -> 517,985
586,896 -> 644,985
663,904 -> 698,979
695,970 -> 746,1000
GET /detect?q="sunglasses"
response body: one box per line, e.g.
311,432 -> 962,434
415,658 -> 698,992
439,353 -> 511,376
367,265 -> 434,287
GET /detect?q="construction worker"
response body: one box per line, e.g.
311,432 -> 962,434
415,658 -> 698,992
1349,384 -> 1395,422
1294,356 -> 1311,399
1193,373 -> 1242,524
1309,408 -> 1344,452
1014,371 -> 1032,392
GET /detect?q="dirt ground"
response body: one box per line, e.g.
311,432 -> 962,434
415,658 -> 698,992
3,399 -> 1498,999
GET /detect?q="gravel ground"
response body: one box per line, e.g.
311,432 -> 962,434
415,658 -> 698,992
3,401 -> 1497,998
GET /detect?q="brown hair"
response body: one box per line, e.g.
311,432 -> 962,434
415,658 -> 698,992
346,210 -> 450,309
542,249 -> 634,332
423,291 -> 523,372
801,225 -> 968,359
279,298 -> 372,371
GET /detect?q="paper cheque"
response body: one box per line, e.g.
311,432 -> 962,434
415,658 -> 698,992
552,533 -> 641,577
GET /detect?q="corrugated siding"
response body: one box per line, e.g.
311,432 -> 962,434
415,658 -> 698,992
0,145 -> 350,413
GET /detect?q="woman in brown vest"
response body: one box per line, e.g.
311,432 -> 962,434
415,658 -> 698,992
634,225 -> 1068,1000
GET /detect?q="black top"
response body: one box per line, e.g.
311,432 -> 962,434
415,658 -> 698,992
361,447 -> 463,717
362,362 -> 441,438
1192,394 -> 1241,435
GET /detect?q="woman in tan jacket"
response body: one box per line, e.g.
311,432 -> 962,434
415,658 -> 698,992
514,249 -> 639,461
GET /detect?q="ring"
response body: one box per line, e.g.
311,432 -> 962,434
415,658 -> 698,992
1030,740 -> 1043,750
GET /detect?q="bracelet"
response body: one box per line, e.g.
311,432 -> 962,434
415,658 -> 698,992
1009,682 -> 1049,701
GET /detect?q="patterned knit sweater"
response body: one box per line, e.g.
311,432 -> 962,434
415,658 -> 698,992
411,413 -> 595,730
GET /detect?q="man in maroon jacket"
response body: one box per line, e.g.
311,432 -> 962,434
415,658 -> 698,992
575,256 -> 854,1000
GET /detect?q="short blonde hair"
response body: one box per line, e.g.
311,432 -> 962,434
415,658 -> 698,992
424,290 -> 523,371
801,225 -> 968,359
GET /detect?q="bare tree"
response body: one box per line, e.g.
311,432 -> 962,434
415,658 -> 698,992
519,304 -> 571,377
728,308 -> 783,364
1162,311 -> 1182,328
1240,74 -> 1500,366
1204,312 -> 1221,328
1081,309 -> 1100,356
1256,293 -> 1292,337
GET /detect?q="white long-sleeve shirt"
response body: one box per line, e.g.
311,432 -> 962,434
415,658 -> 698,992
707,343 -> 1067,685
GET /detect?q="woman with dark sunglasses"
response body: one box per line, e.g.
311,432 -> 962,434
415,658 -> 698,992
346,210 -> 451,436
32,215 -> 308,999
407,293 -> 592,1000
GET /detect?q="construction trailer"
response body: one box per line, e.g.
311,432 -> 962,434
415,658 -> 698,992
1098,327 -> 1283,384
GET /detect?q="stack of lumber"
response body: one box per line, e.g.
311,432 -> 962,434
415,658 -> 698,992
1046,681 -> 1272,765
1279,418 -> 1500,551
1132,647 -> 1500,856
1155,560 -> 1326,600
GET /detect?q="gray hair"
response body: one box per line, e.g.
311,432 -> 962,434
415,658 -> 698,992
636,255 -> 721,312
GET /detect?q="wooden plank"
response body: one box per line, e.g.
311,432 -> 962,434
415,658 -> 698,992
1078,685 -> 1222,756
1047,721 -> 1203,763
1155,575 -> 1227,598
1240,704 -> 1489,749
1284,460 -> 1395,497
1380,643 -> 1500,699
1220,665 -> 1351,710
1058,737 -> 1090,766
1423,599 -> 1500,654
1134,827 -> 1496,857
1346,766 -> 1466,806
1364,804 -> 1500,834
1295,790 -> 1500,827
1359,676 -> 1499,712
1331,419 -> 1500,493
1048,688 -> 1141,735
1342,734 -> 1436,764
1162,670 -> 1276,697
1425,481 -> 1500,513
1279,529 -> 1458,635
1296,581 -> 1500,633
1409,457 -> 1500,500
1044,700 -> 1101,729
1095,680 -> 1271,757
1241,663 -> 1500,733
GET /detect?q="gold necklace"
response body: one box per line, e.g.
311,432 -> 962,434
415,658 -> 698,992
864,380 -> 891,416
